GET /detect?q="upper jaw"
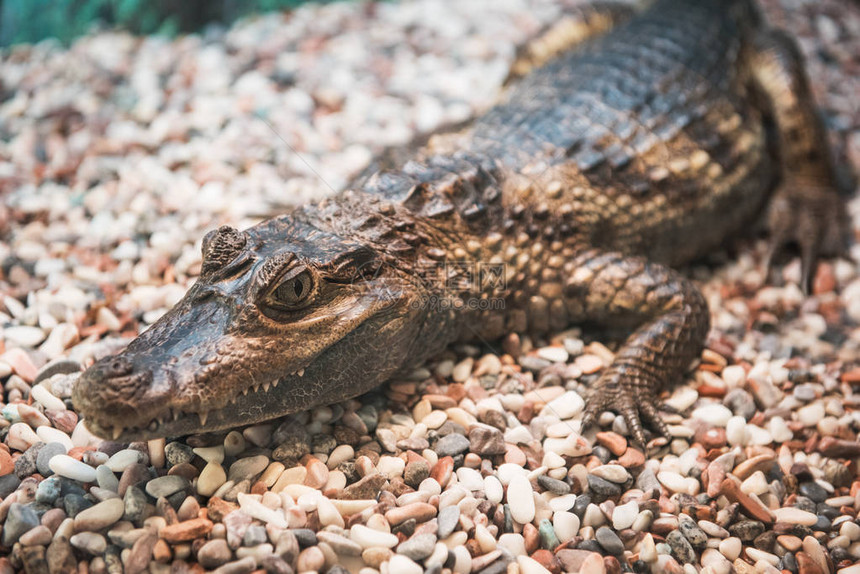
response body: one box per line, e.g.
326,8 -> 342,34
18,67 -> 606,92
79,364 -> 311,442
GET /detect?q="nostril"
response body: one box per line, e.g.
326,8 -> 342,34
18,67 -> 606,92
103,357 -> 134,378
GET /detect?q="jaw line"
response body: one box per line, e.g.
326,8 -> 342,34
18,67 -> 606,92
86,364 -> 311,442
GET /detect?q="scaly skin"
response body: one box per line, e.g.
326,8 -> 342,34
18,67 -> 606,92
73,0 -> 848,446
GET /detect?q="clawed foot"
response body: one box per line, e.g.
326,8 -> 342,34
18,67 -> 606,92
765,180 -> 849,294
580,375 -> 670,449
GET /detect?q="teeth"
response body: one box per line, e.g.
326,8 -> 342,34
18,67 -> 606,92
297,369 -> 304,377
198,412 -> 208,426
263,382 -> 270,392
149,421 -> 158,431
173,410 -> 180,421
112,426 -> 123,440
242,388 -> 249,396
272,380 -> 279,388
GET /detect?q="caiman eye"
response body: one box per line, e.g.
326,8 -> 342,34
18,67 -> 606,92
269,270 -> 315,310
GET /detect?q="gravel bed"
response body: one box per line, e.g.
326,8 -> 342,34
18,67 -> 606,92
1,0 -> 860,573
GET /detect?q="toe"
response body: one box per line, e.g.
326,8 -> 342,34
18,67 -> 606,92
641,400 -> 670,438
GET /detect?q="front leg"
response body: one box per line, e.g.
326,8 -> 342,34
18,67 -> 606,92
563,250 -> 710,447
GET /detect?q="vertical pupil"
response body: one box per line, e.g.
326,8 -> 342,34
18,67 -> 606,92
294,279 -> 303,298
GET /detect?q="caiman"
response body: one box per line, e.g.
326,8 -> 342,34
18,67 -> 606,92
73,0 -> 849,446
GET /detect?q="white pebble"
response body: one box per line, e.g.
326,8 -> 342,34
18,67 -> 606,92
31,383 -> 67,411
747,425 -> 773,446
193,446 -> 225,463
507,475 -> 536,524
316,495 -> 344,528
350,524 -> 398,549
772,507 -> 818,526
543,391 -> 585,420
49,454 -> 97,482
543,434 -> 591,457
106,449 -> 144,472
517,555 -> 553,574
7,422 -> 40,451
35,427 -> 73,451
657,471 -> 699,495
549,494 -> 577,513
726,416 -> 750,446
4,325 -> 46,347
691,404 -> 733,426
797,403 -> 825,427
740,471 -> 769,496
719,537 -> 742,561
553,511 -> 580,541
664,387 -> 699,412
456,467 -> 484,491
237,492 -> 287,528
721,365 -> 746,388
377,456 -> 405,478
497,533 -> 526,557
388,554 -> 423,574
590,465 -> 629,484
536,346 -> 569,364
484,475 -> 504,504
497,463 -> 529,485
612,500 -> 638,530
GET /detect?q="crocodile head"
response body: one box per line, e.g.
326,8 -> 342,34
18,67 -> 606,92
73,217 -> 427,441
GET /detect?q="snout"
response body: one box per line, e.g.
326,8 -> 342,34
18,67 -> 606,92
72,354 -> 160,434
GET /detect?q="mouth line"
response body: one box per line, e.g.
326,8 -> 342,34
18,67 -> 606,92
85,366 -> 308,441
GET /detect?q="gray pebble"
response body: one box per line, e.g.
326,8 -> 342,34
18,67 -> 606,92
291,528 -> 317,547
667,530 -> 696,563
15,443 -> 43,479
243,525 -> 268,547
356,405 -> 379,433
164,442 -> 195,467
228,455 -> 269,483
728,520 -> 765,542
0,474 -> 21,498
145,475 -> 189,499
275,530 -> 299,564
397,533 -> 437,561
123,485 -> 148,523
678,516 -> 707,548
595,526 -> 624,555
199,538 -> 233,569
316,531 -> 362,556
96,465 -> 119,492
587,475 -> 621,499
35,442 -> 66,477
798,482 -> 827,503
63,494 -> 93,518
211,556 -> 256,574
792,384 -> 818,402
518,356 -> 551,372
635,468 -> 660,497
2,503 -> 40,546
434,433 -> 470,457
70,532 -> 107,555
537,475 -> 570,495
437,505 -> 460,539
35,477 -> 61,504
723,388 -> 757,420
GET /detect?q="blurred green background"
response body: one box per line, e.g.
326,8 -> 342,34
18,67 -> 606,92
0,0 -> 323,47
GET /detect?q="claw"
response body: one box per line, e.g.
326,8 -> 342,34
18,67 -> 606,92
641,401 -> 670,439
765,181 -> 848,295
